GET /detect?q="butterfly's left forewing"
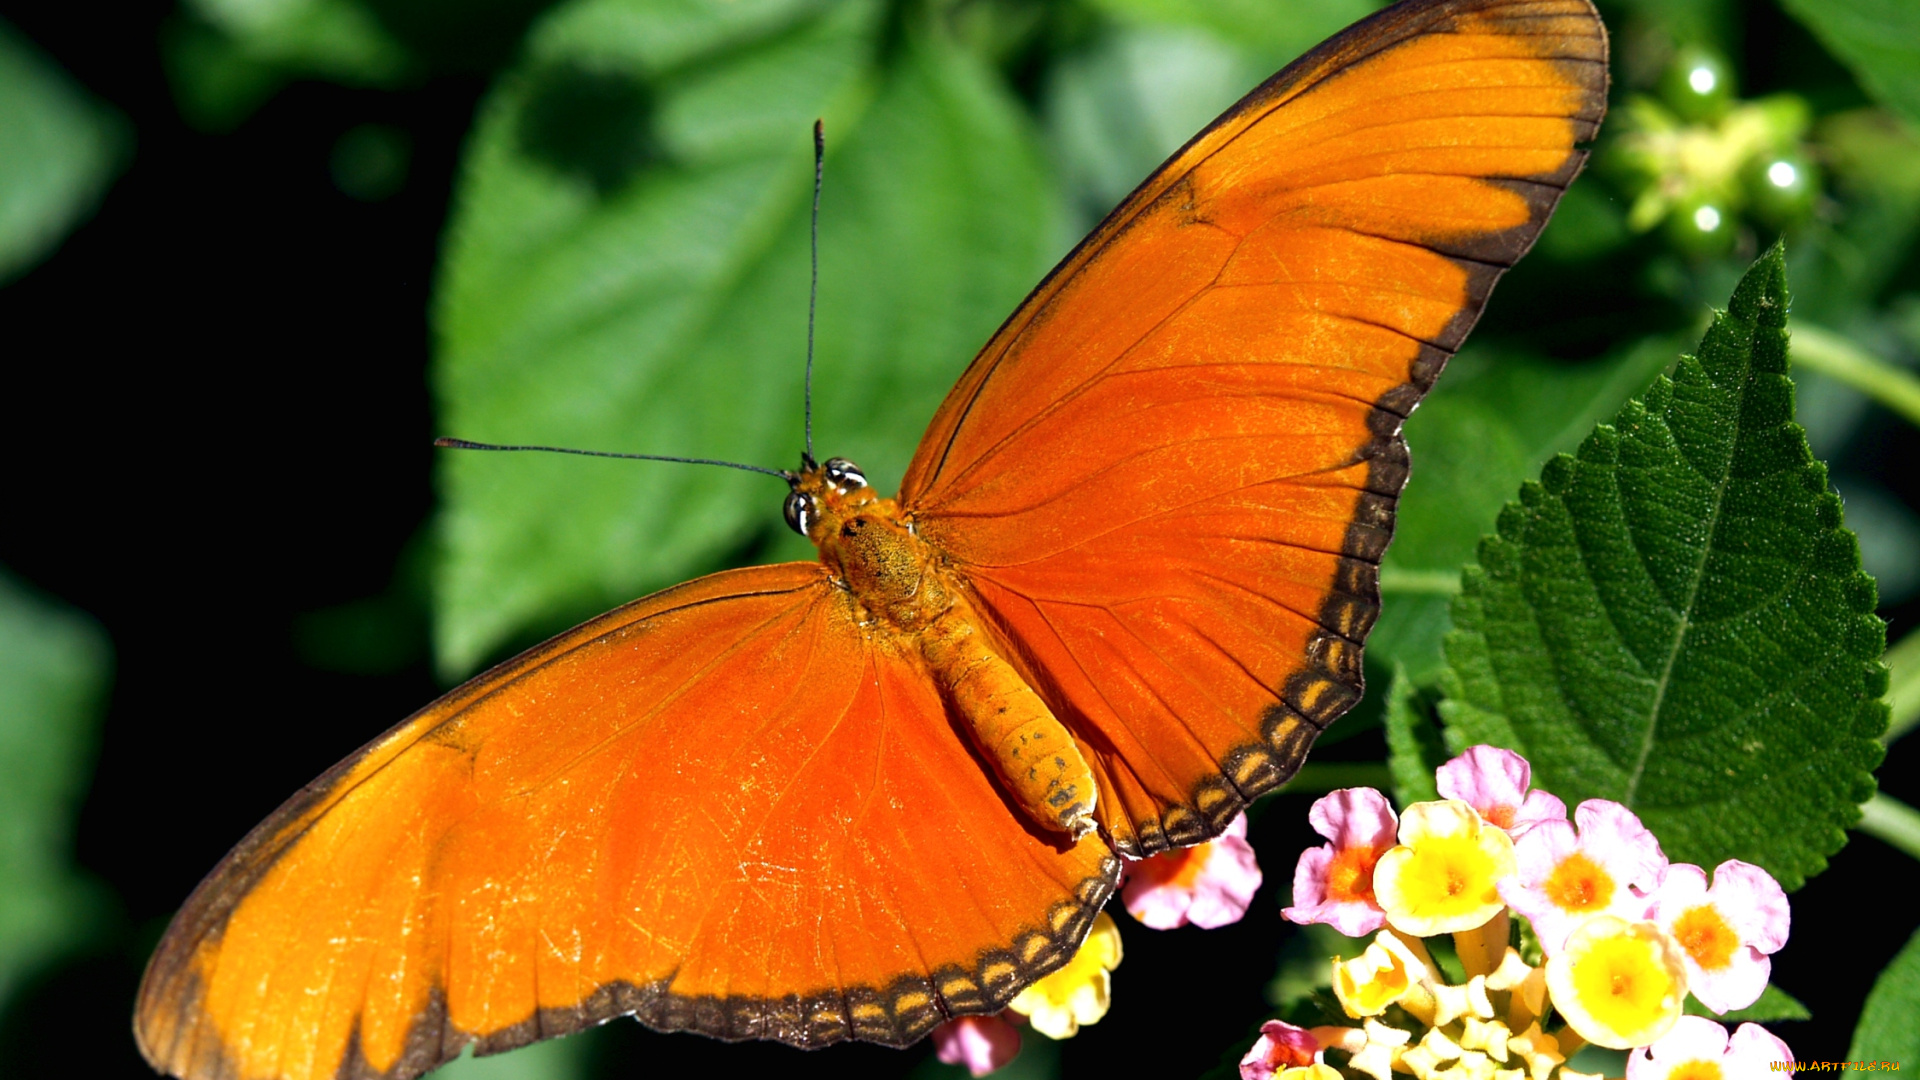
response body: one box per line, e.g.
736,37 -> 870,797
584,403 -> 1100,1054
901,0 -> 1607,855
137,563 -> 1116,1080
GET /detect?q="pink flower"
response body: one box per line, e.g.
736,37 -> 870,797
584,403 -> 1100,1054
1626,1016 -> 1794,1080
1500,799 -> 1667,955
1652,860 -> 1791,1015
932,1014 -> 1021,1077
1282,788 -> 1397,936
1239,1019 -> 1320,1080
1436,745 -> 1566,835
1123,812 -> 1262,929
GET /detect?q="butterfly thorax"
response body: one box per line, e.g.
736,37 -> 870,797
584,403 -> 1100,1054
790,461 -> 951,631
788,456 -> 1098,839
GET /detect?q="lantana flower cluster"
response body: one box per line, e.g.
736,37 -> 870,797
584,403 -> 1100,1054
1253,746 -> 1794,1080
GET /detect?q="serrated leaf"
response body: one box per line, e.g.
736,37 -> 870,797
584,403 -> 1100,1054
0,19 -> 126,282
0,570 -> 111,1008
1776,0 -> 1920,128
1437,244 -> 1889,890
433,0 -> 1061,674
1683,982 -> 1810,1022
1851,925 -> 1920,1062
1385,663 -> 1443,808
1370,339 -> 1682,680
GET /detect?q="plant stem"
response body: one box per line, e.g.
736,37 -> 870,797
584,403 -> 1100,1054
1856,792 -> 1920,861
1885,628 -> 1920,743
1380,566 -> 1463,596
1792,324 -> 1920,428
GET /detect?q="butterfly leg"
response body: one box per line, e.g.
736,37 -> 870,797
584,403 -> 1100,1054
920,608 -> 1098,839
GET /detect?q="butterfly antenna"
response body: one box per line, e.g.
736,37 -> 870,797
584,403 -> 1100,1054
804,118 -> 824,467
434,438 -> 792,480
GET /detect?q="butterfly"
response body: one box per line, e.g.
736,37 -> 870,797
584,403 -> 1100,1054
135,1 -> 1607,1077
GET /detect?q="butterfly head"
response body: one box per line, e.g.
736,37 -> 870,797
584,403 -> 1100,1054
782,455 -> 875,539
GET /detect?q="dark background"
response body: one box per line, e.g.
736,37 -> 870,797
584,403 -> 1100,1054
1,1 -> 1916,1077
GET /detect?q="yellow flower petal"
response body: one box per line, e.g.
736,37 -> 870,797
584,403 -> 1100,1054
1349,1020 -> 1413,1080
1505,1023 -> 1564,1080
1008,911 -> 1123,1039
1332,937 -> 1412,1018
1374,801 -> 1518,936
1545,916 -> 1688,1050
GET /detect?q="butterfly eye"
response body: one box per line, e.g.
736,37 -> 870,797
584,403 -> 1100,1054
823,458 -> 867,492
783,490 -> 816,536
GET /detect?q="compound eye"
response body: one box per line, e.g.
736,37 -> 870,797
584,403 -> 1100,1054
823,457 -> 867,492
783,490 -> 815,536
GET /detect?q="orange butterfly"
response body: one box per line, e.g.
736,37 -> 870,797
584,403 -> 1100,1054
135,1 -> 1607,1077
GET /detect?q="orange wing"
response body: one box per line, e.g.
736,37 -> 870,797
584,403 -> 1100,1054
899,0 -> 1608,855
136,563 -> 1116,1080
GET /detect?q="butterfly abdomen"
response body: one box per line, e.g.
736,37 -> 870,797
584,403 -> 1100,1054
919,607 -> 1098,840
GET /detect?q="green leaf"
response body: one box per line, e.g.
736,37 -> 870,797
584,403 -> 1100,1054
1684,982 -> 1810,1022
1043,23 -> 1270,227
1776,0 -> 1920,128
1851,924 -> 1920,1062
434,1031 -> 591,1080
1436,244 -> 1889,890
186,0 -> 409,82
1369,339 -> 1681,680
0,570 -> 111,1008
433,0 -> 1062,674
1384,663 -> 1443,808
1082,0 -> 1380,72
0,19 -> 126,282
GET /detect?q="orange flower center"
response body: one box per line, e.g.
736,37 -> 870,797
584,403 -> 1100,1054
1544,851 -> 1614,913
1672,904 -> 1739,970
1326,844 -> 1383,904
1484,804 -> 1517,829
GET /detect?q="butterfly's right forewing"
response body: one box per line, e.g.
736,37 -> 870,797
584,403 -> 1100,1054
900,0 -> 1608,855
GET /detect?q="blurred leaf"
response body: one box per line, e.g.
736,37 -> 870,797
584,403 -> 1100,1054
434,0 -> 1063,674
1438,246 -> 1888,890
1683,982 -> 1810,1022
1850,924 -> 1920,1062
1793,110 -> 1920,327
191,0 -> 409,80
1533,182 -> 1629,263
1384,663 -> 1442,808
1268,922 -> 1367,1011
329,122 -> 412,201
1775,0 -> 1920,128
1043,24 -> 1266,229
434,1031 -> 589,1080
161,16 -> 285,132
164,0 -> 410,130
1083,0 -> 1379,72
1829,475 -> 1920,607
1609,0 -> 1736,54
0,570 -> 111,1008
1368,338 -> 1680,679
0,19 -> 126,282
